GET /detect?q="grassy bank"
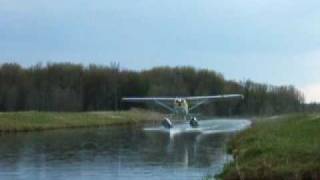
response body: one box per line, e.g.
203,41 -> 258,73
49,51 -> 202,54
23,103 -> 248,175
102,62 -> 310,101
219,114 -> 320,179
0,109 -> 163,132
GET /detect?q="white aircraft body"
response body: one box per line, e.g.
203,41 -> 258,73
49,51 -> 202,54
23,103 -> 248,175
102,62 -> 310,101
122,94 -> 243,129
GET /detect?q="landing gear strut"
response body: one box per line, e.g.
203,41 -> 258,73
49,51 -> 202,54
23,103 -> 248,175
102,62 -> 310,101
162,117 -> 173,129
162,116 -> 198,129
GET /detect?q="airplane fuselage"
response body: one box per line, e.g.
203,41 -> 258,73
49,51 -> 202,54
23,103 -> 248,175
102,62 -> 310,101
173,98 -> 189,116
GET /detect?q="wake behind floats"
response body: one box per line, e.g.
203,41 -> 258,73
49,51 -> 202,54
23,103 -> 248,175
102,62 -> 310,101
122,94 -> 243,129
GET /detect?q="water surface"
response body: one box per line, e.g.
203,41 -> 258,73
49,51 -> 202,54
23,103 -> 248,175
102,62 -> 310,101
0,119 -> 250,180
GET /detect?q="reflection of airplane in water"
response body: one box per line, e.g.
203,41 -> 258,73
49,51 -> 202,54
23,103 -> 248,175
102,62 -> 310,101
142,119 -> 250,169
122,94 -> 243,128
143,128 -> 232,168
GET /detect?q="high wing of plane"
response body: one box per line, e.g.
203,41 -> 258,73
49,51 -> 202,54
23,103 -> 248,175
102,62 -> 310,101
122,97 -> 176,102
184,94 -> 244,111
122,94 -> 242,101
122,94 -> 243,112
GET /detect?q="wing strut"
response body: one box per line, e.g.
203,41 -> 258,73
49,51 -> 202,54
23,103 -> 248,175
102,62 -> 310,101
154,100 -> 175,113
189,100 -> 209,112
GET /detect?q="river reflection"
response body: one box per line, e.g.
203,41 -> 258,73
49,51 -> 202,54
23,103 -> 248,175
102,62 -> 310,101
0,119 -> 250,180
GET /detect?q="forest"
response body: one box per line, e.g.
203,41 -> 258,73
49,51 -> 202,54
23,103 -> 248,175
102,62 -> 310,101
0,62 -> 306,116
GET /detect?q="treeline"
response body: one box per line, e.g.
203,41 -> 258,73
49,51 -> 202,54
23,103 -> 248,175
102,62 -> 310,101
0,63 -> 305,115
304,103 -> 320,113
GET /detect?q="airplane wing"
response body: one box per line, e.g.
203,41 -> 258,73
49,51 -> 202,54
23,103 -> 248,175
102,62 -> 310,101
122,97 -> 176,112
122,97 -> 176,102
122,94 -> 244,112
186,94 -> 243,111
122,94 -> 243,102
185,94 -> 243,101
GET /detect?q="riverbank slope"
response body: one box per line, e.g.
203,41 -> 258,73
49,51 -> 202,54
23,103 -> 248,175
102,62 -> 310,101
219,114 -> 320,179
0,109 -> 163,132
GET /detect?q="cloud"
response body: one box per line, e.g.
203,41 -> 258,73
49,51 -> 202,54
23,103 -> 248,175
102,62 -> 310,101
301,84 -> 320,103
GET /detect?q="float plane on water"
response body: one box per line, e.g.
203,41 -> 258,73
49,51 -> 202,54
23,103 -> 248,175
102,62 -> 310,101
122,94 -> 243,129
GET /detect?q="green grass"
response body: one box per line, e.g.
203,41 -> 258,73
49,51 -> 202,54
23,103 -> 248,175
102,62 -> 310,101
219,114 -> 320,180
0,109 -> 163,132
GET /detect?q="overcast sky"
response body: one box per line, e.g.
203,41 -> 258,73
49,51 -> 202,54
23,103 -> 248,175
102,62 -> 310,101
1,0 -> 320,102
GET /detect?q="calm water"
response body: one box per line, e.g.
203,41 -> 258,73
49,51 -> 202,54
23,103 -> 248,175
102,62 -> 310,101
0,119 -> 250,180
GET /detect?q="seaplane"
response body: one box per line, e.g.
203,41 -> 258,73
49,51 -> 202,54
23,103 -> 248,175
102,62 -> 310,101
122,94 -> 243,129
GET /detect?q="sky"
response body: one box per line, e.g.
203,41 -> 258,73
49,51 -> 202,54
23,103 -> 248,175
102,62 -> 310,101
0,0 -> 320,102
